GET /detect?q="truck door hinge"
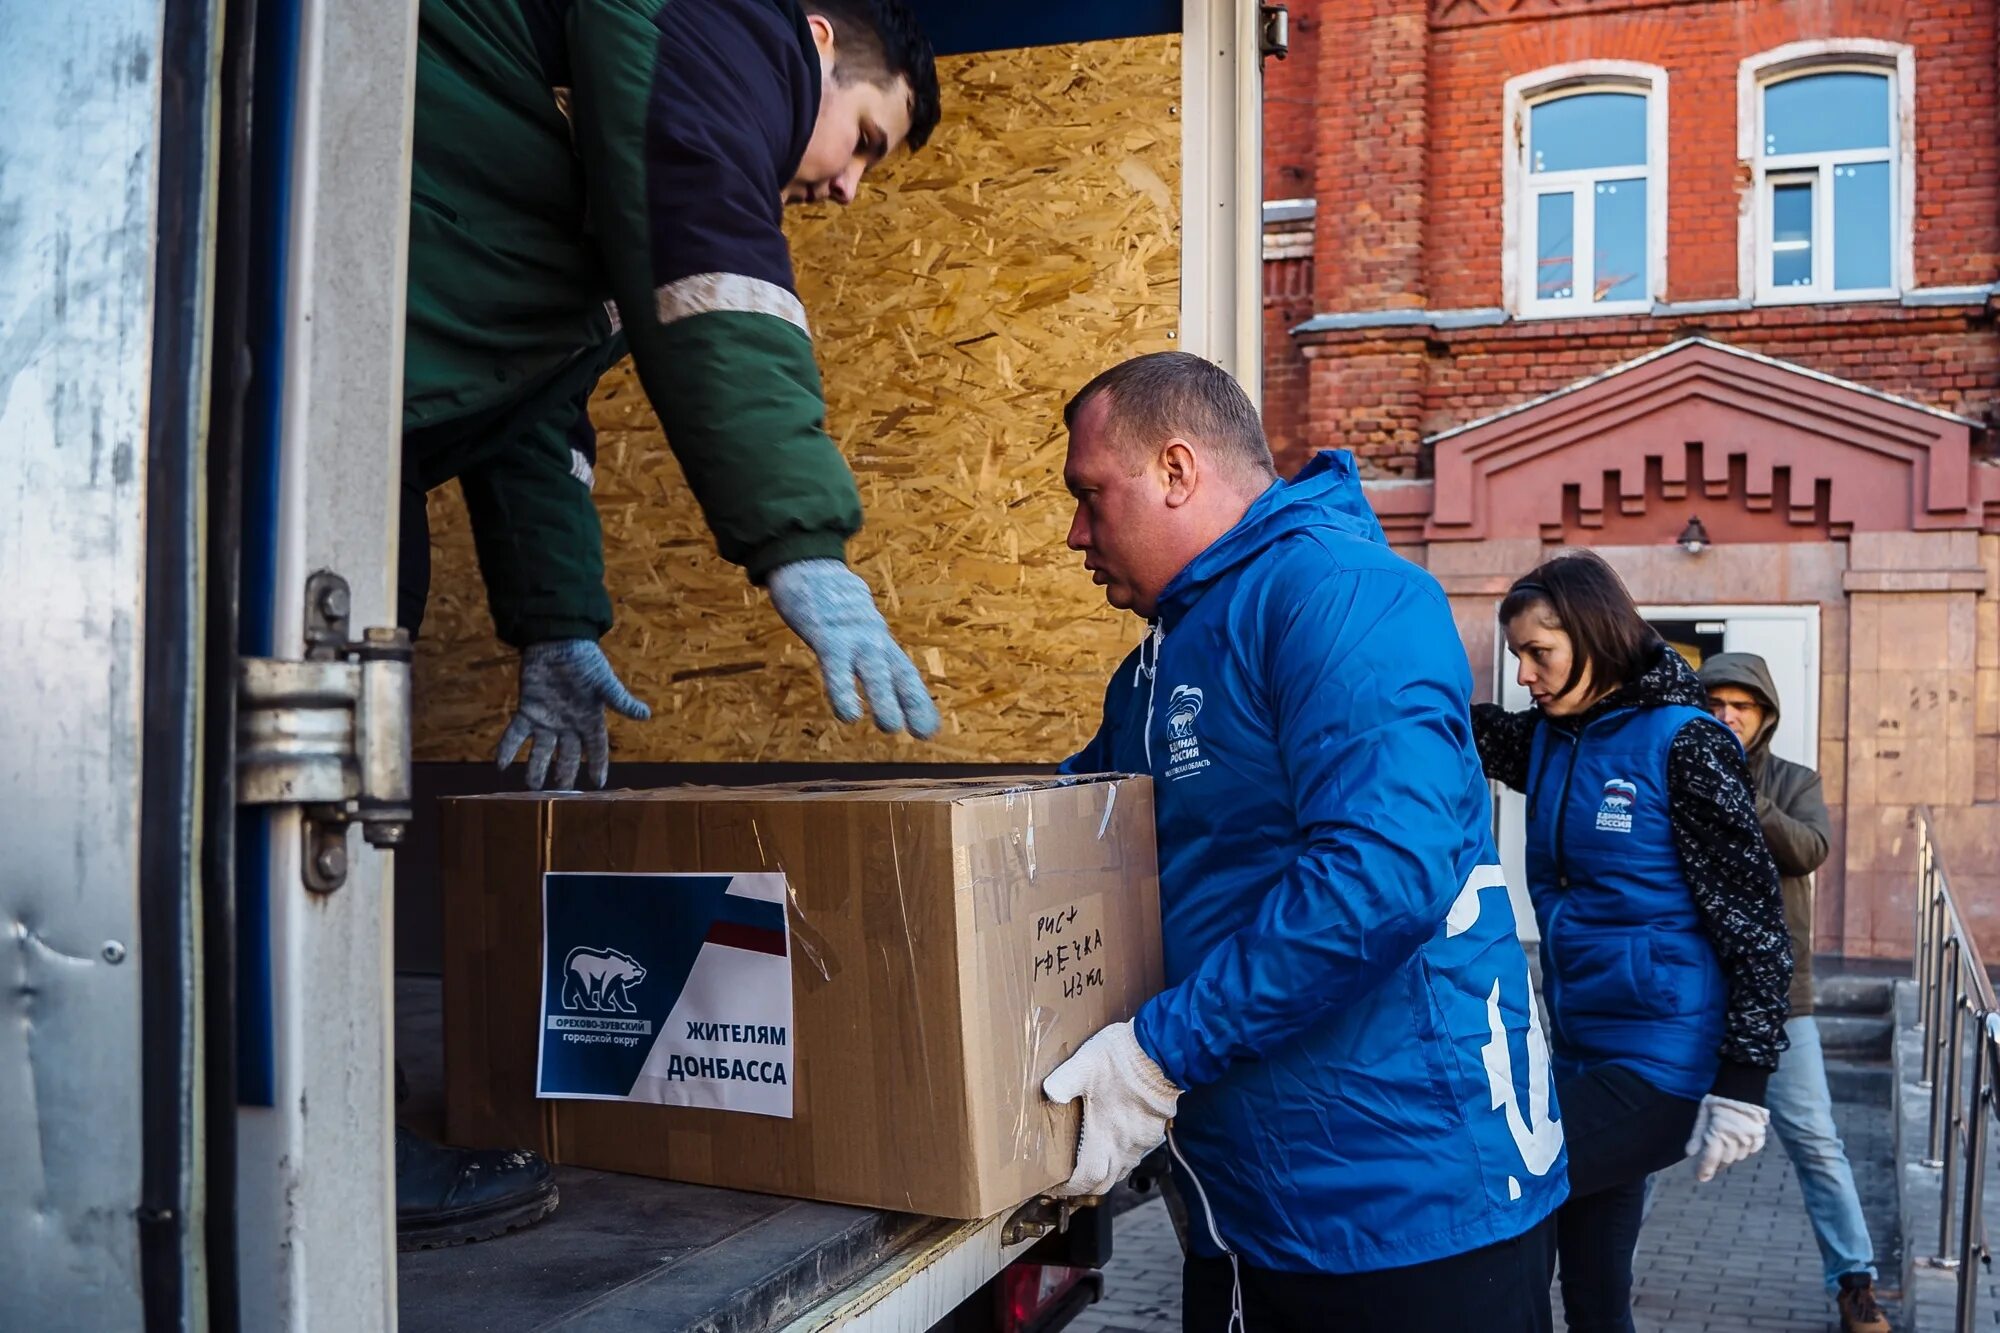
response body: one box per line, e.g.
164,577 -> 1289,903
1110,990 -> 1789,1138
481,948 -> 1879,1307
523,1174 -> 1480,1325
237,570 -> 413,891
1260,5 -> 1290,61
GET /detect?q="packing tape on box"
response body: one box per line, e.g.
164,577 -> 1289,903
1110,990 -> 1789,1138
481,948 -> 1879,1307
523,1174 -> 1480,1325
781,873 -> 837,984
745,815 -> 838,983
1015,1002 -> 1065,1163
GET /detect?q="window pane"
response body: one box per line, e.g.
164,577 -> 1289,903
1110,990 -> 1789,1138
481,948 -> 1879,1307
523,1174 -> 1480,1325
1593,177 -> 1647,303
1536,192 -> 1575,301
1764,72 -> 1890,156
1772,180 -> 1815,288
1530,92 -> 1647,173
1834,160 -> 1892,290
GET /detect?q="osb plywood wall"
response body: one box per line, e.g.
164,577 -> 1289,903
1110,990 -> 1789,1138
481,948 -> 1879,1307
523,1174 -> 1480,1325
413,34 -> 1181,764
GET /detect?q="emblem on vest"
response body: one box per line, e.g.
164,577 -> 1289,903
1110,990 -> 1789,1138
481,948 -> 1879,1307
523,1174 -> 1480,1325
1595,779 -> 1638,833
1163,684 -> 1210,780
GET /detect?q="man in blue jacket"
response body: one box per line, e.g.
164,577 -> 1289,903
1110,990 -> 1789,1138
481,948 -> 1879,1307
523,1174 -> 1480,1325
1042,353 -> 1567,1330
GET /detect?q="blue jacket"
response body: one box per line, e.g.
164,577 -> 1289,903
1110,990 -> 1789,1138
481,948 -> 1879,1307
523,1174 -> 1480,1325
1528,703 -> 1730,1101
1064,452 -> 1568,1274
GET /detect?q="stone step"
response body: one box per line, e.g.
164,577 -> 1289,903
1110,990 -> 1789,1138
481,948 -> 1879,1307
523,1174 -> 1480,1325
1816,971 -> 1899,1017
1820,1011 -> 1897,1062
1825,1057 -> 1893,1104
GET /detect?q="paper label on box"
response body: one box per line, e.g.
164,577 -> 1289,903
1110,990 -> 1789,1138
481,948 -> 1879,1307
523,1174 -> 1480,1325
1030,895 -> 1108,1011
537,871 -> 794,1118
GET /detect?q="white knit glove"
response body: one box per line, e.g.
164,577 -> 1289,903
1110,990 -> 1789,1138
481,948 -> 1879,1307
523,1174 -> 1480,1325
1043,1022 -> 1181,1198
1685,1094 -> 1769,1183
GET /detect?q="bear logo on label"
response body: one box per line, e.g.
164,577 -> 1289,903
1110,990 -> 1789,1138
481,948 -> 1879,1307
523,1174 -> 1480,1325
1595,779 -> 1638,833
563,945 -> 648,1014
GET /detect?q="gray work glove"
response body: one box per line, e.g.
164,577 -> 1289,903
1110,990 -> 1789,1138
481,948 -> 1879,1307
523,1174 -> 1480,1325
766,559 -> 940,739
496,639 -> 652,790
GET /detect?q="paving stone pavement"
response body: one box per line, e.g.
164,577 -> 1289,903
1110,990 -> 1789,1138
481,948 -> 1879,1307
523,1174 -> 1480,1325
1068,1199 -> 1182,1333
1071,1088 -> 1901,1333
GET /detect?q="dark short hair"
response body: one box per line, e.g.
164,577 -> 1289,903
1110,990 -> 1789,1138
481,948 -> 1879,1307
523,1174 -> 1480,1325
1498,551 -> 1662,701
809,0 -> 942,151
1062,352 -> 1277,482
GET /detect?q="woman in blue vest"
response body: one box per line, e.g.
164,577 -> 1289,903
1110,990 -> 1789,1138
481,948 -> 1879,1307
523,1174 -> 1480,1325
1474,552 -> 1793,1333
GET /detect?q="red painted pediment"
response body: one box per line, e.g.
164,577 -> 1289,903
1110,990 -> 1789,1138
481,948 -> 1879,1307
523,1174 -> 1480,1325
1426,338 -> 1985,544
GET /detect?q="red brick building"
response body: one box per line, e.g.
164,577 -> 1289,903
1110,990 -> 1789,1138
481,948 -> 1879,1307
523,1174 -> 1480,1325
1261,0 -> 2000,959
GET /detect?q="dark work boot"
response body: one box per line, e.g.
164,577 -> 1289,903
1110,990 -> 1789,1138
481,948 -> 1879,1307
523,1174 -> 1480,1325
1836,1273 -> 1889,1333
395,1126 -> 559,1251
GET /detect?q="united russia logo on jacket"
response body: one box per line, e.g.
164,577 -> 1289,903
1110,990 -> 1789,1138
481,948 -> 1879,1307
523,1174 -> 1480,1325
1164,684 -> 1210,780
1595,778 -> 1639,833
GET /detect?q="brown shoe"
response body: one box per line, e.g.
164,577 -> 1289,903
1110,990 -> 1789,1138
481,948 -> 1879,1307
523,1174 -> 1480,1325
1837,1274 -> 1889,1333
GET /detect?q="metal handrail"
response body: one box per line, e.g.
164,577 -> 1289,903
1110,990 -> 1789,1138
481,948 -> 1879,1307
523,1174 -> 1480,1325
1911,805 -> 1999,1330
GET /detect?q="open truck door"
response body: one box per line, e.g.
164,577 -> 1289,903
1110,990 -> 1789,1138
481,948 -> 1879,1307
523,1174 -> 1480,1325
2,1 -> 216,1324
3,0 -> 419,1325
3,0 -> 1263,1327
227,0 -> 420,1326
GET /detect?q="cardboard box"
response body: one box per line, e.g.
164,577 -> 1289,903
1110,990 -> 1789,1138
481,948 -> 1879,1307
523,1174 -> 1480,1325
441,775 -> 1162,1219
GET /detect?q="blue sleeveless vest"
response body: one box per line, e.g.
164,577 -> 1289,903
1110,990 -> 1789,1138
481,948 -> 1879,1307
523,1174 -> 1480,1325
1525,704 -> 1729,1100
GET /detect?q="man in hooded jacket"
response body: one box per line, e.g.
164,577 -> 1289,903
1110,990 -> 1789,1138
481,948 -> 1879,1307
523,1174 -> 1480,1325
1042,352 -> 1567,1331
1699,653 -> 1888,1333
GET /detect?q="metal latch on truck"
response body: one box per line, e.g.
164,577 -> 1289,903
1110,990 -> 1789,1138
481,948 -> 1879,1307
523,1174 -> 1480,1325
1001,1196 -> 1096,1247
237,570 -> 414,891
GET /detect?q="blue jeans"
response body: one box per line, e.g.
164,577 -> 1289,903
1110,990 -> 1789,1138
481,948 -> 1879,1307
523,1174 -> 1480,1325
1768,1015 -> 1877,1293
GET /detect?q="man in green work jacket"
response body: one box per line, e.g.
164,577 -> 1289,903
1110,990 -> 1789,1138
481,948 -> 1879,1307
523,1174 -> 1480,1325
400,0 -> 943,791
395,0 -> 941,1246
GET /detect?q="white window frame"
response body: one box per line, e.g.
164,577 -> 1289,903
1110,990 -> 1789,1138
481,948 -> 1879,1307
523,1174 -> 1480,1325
1503,62 -> 1668,320
1739,41 -> 1916,305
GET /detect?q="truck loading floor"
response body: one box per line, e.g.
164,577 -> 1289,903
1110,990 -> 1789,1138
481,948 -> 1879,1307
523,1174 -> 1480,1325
395,975 -> 922,1332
